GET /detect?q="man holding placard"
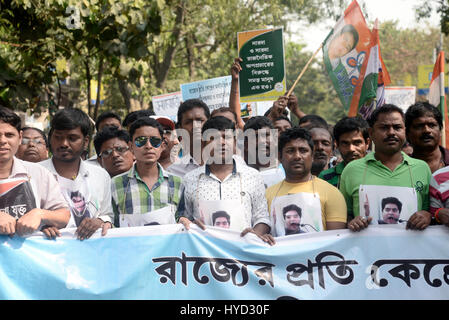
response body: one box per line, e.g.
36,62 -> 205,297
340,105 -> 432,231
265,127 -> 347,237
0,107 -> 70,238
177,116 -> 274,245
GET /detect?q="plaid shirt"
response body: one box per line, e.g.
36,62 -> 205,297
111,163 -> 183,227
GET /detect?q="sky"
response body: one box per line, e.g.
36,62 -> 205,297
289,0 -> 440,51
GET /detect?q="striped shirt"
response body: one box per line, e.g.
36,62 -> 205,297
111,163 -> 183,227
318,161 -> 345,188
429,165 -> 449,214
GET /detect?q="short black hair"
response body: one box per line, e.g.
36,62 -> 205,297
333,116 -> 369,144
405,101 -> 443,133
298,114 -> 328,129
129,117 -> 163,139
0,107 -> 21,132
274,116 -> 292,127
279,127 -> 314,154
212,211 -> 230,224
211,107 -> 238,123
95,111 -> 121,131
381,197 -> 402,213
122,109 -> 155,128
367,104 -> 404,128
282,204 -> 302,218
243,116 -> 274,131
21,127 -> 48,148
49,108 -> 92,138
93,126 -> 130,157
202,116 -> 235,134
177,99 -> 211,126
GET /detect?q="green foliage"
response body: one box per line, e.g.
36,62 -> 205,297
285,42 -> 344,125
0,0 -> 346,121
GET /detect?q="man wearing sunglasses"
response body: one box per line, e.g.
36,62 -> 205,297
40,108 -> 114,240
111,117 -> 182,227
94,126 -> 135,177
16,127 -> 49,163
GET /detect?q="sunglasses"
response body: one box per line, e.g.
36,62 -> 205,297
134,136 -> 163,148
100,146 -> 129,158
21,138 -> 45,145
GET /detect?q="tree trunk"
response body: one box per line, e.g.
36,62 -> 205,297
93,56 -> 104,121
85,60 -> 92,115
154,1 -> 185,89
118,78 -> 131,113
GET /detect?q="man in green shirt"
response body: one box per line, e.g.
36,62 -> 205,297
319,116 -> 370,187
340,104 -> 432,231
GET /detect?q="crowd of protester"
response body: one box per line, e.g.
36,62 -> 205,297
1,58 -> 449,245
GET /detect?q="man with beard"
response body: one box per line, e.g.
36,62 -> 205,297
340,105 -> 432,231
405,102 -> 449,173
40,108 -> 114,240
16,127 -> 49,163
319,116 -> 370,188
265,127 -> 347,235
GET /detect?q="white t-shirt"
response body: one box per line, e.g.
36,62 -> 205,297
40,158 -> 113,228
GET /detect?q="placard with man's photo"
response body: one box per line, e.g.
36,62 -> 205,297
270,193 -> 323,237
198,200 -> 247,232
358,185 -> 418,225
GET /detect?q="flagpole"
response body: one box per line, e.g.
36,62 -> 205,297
440,50 -> 446,147
287,43 -> 323,97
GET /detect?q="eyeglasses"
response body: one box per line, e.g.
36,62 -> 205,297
100,146 -> 130,158
134,136 -> 163,148
21,138 -> 45,146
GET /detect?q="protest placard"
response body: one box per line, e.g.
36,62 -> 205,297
384,86 -> 416,113
238,28 -> 286,103
180,76 -> 233,112
152,91 -> 182,122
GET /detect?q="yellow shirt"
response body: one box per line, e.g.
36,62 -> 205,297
265,177 -> 347,230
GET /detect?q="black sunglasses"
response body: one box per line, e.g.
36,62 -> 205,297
134,136 -> 163,148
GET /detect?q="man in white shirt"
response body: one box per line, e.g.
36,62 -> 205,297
178,116 -> 274,245
0,107 -> 69,238
40,108 -> 113,240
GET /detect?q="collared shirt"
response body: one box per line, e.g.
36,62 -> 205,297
318,161 -> 345,188
179,160 -> 271,229
339,151 -> 431,218
111,163 -> 183,227
166,154 -> 200,178
86,154 -> 102,168
9,157 -> 68,211
40,158 -> 113,227
259,163 -> 286,189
